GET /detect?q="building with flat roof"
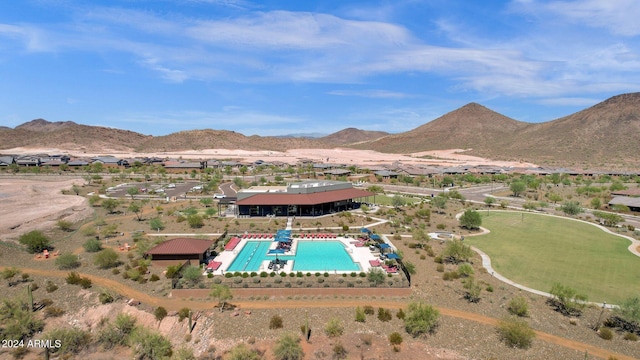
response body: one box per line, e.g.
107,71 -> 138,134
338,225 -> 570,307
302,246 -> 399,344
236,180 -> 374,217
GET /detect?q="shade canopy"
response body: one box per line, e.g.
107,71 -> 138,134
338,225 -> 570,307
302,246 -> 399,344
386,253 -> 400,259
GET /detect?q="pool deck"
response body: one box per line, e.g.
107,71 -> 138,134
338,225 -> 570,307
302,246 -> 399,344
208,234 -> 383,275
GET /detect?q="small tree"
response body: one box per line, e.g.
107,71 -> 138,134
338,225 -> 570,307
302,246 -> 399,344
548,283 -> 587,316
102,198 -> 119,214
154,306 -> 168,323
128,202 -> 144,221
391,196 -> 405,208
592,211 -> 624,227
484,196 -> 495,207
459,209 -> 482,230
273,333 -> 304,360
496,316 -> 535,349
404,301 -> 439,337
510,181 -> 526,197
18,230 -> 51,253
200,198 -> 213,208
431,195 -> 447,213
71,184 -> 82,195
442,239 -> 473,264
126,186 -> 140,200
210,284 -> 233,312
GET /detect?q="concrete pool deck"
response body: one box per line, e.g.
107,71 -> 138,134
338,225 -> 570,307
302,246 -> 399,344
208,234 -> 385,275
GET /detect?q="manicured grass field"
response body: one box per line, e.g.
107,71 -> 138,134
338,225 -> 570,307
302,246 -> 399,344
466,211 -> 640,303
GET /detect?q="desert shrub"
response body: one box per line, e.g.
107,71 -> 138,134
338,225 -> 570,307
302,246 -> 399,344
599,327 -> 613,340
363,305 -> 374,315
548,283 -> 587,316
18,230 -> 51,253
273,333 -> 304,360
434,256 -> 443,264
404,302 -> 439,337
324,318 -> 344,337
396,309 -> 405,320
457,263 -> 474,277
45,281 -> 58,293
332,342 -> 347,359
378,308 -> 392,322
1,267 -> 20,280
79,277 -> 92,289
44,306 -> 65,318
389,332 -> 403,346
436,264 -> 445,272
442,239 -> 473,264
99,290 -> 115,304
150,274 -> 160,282
463,277 -> 482,303
355,306 -> 366,322
270,315 -> 284,329
624,332 -> 638,341
442,271 -> 459,281
496,316 -> 535,349
83,238 -> 103,252
154,306 -> 168,322
127,269 -> 141,281
228,343 -> 262,360
55,253 -> 80,270
508,297 -> 529,317
129,327 -> 173,360
178,308 -> 191,322
94,248 -> 120,269
44,327 -> 91,356
66,272 -> 82,285
260,271 -> 268,278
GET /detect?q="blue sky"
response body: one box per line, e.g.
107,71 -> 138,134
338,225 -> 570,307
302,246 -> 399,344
1,0 -> 639,136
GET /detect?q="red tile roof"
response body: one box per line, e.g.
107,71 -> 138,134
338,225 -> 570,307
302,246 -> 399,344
145,238 -> 213,256
236,188 -> 374,206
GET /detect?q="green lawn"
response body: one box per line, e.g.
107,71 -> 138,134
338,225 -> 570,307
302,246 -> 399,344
373,194 -> 421,206
466,211 -> 640,304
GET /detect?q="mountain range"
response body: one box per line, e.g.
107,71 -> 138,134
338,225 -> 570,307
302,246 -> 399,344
2,93 -> 639,167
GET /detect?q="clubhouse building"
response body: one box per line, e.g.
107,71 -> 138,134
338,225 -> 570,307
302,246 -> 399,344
235,181 -> 375,217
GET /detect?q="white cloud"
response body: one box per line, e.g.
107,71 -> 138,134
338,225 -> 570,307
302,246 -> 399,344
327,89 -> 414,99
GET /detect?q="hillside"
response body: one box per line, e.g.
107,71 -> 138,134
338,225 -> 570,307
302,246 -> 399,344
320,127 -> 389,146
352,103 -> 530,155
136,129 -> 330,152
490,92 -> 640,166
0,120 -> 150,151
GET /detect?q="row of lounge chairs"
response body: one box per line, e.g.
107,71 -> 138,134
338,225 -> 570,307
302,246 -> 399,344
241,233 -> 273,239
268,259 -> 288,271
300,233 -> 337,239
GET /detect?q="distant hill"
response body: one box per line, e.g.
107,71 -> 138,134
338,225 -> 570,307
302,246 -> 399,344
491,92 -> 640,165
320,128 -> 389,146
2,92 -> 639,167
352,103 -> 529,154
135,129 -> 329,152
0,120 -> 150,151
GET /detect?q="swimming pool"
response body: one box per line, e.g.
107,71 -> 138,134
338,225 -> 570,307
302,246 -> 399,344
226,240 -> 361,272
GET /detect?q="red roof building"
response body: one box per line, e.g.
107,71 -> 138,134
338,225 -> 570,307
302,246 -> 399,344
236,181 -> 374,217
145,238 -> 214,262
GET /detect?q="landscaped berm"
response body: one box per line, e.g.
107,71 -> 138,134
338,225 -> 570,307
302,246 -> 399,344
467,211 -> 640,303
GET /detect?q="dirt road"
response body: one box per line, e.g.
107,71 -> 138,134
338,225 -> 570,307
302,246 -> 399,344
7,267 -> 633,360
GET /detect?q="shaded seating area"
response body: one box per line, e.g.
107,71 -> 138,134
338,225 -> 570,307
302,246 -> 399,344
274,230 -> 292,251
268,257 -> 288,271
300,233 -> 337,239
369,259 -> 381,267
224,237 -> 241,251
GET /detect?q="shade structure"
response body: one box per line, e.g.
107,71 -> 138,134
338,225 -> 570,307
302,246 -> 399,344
370,234 -> 381,240
268,249 -> 286,254
360,227 -> 371,233
378,243 -> 391,249
386,253 -> 400,259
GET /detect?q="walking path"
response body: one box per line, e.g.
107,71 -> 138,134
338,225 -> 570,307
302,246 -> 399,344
459,210 -> 638,308
4,266 -> 635,360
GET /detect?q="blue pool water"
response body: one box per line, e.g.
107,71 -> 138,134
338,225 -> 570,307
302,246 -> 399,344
226,240 -> 361,272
